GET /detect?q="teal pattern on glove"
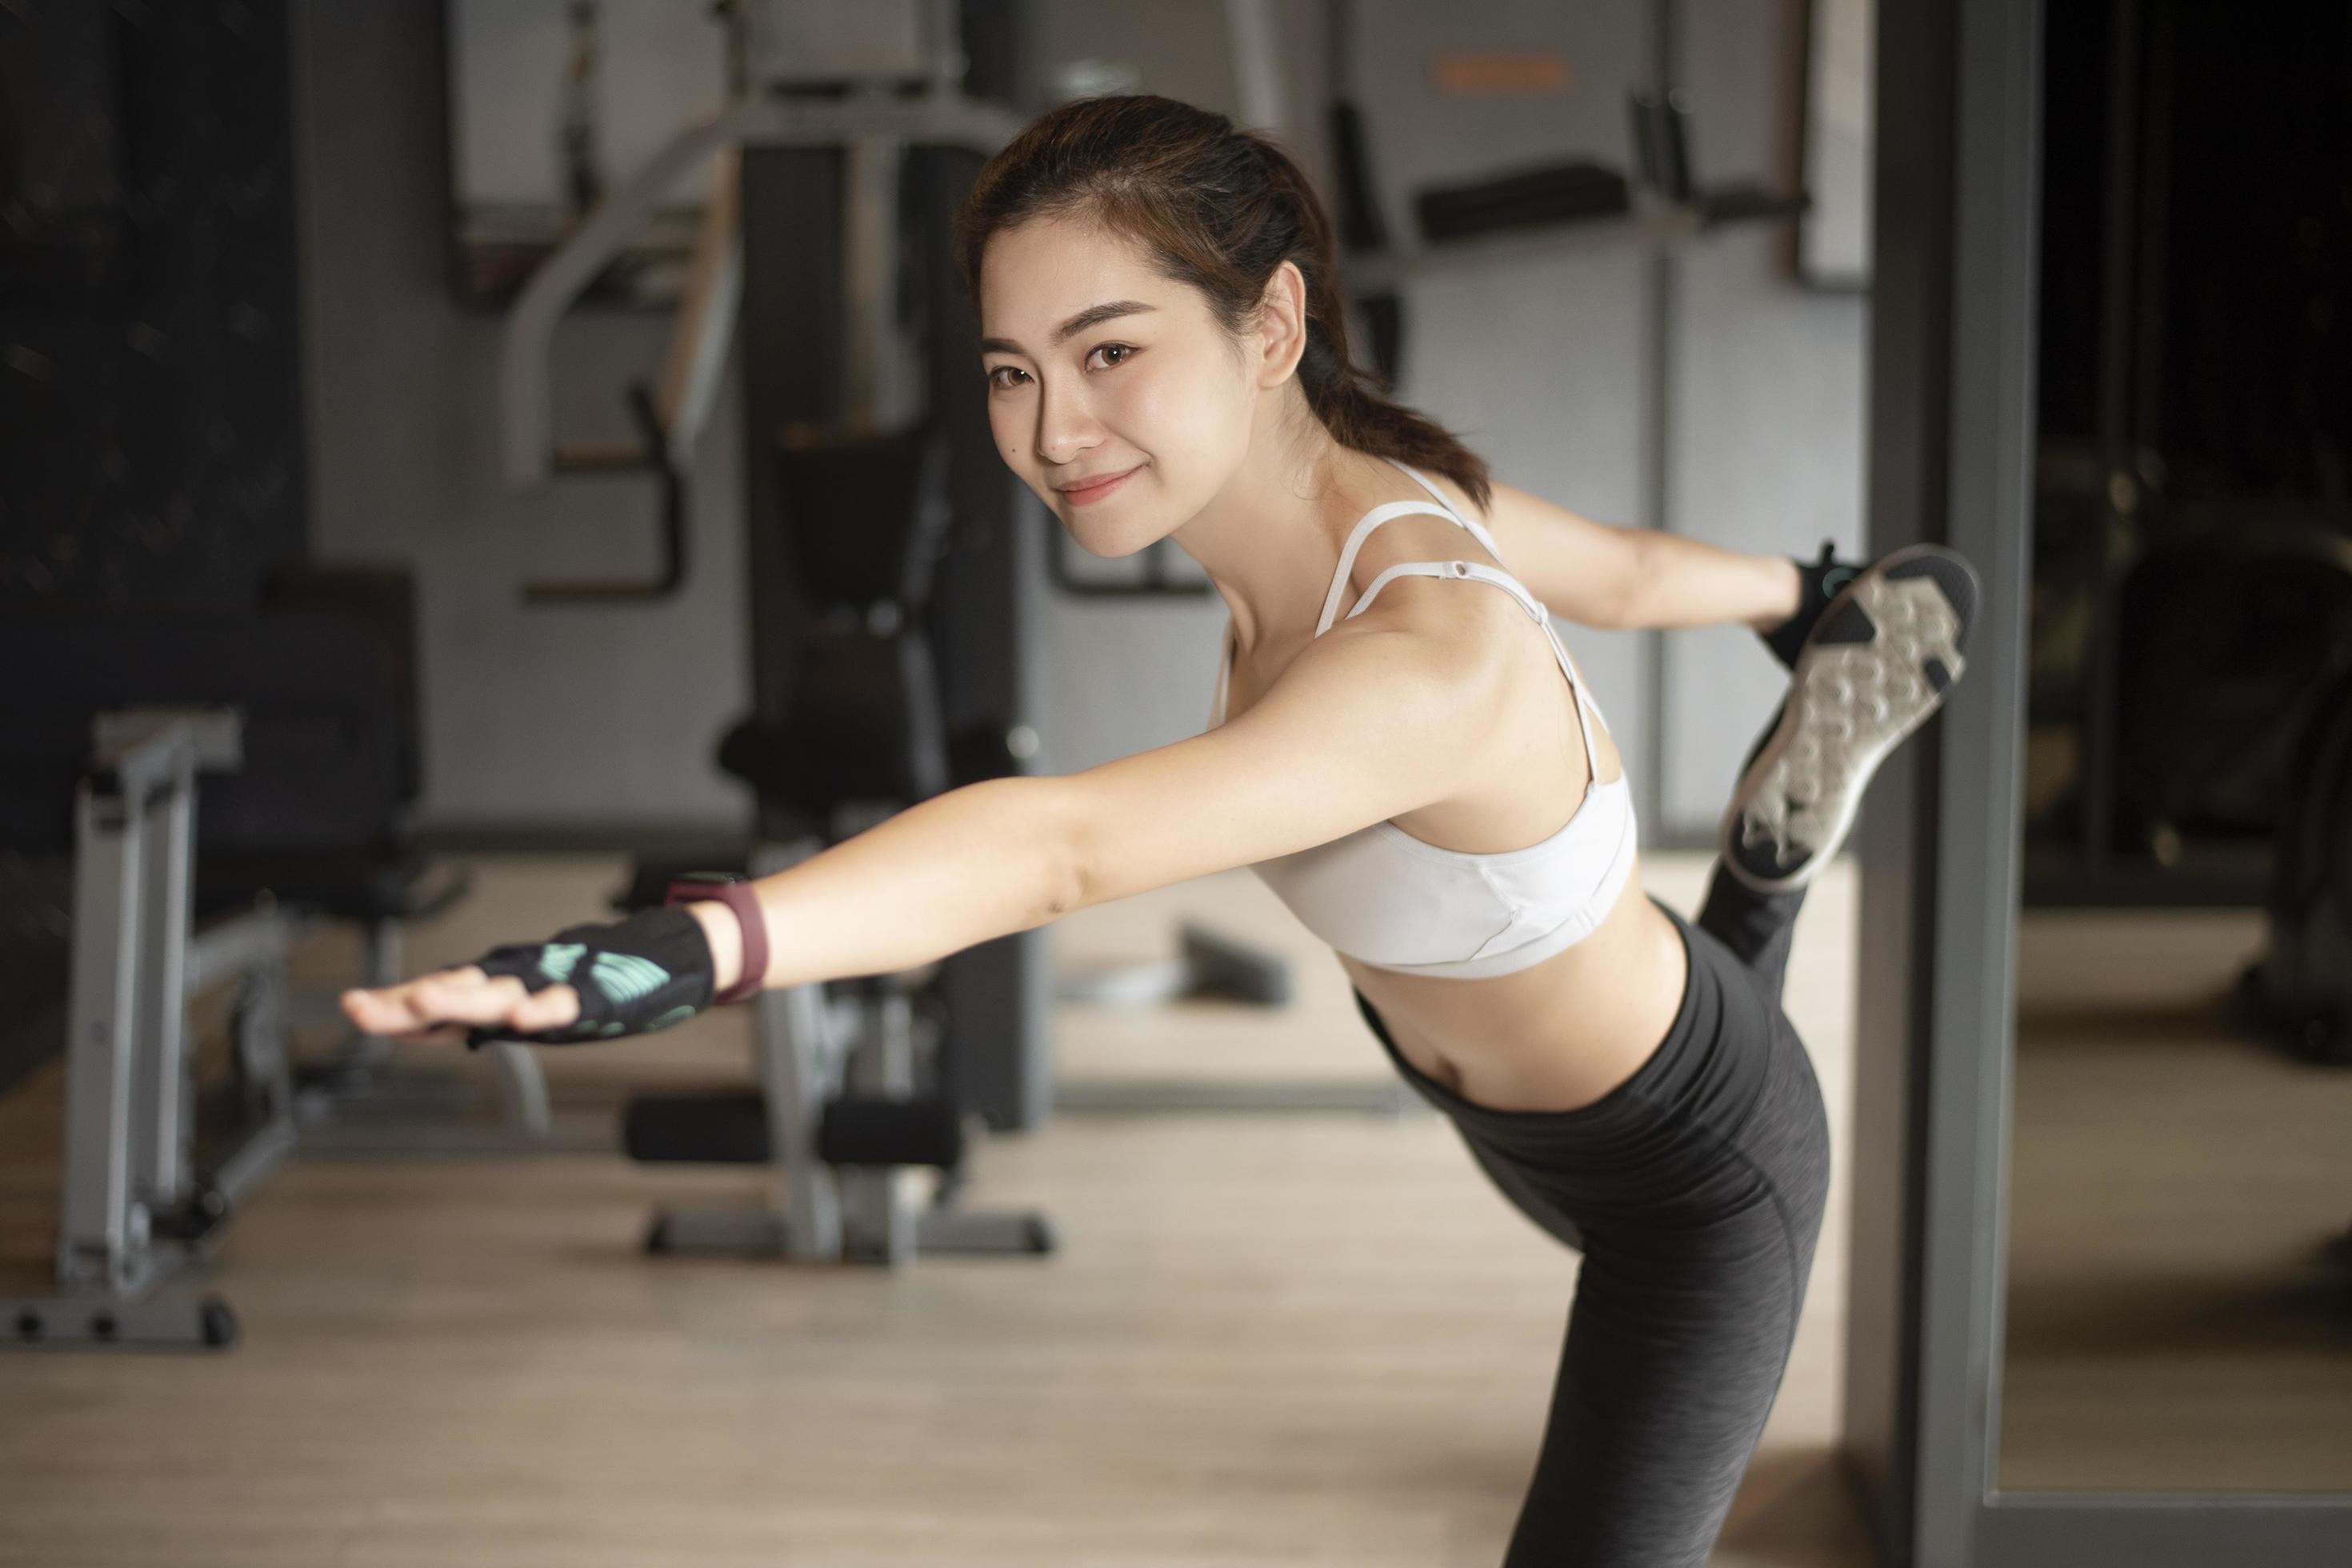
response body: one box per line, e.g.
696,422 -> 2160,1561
590,950 -> 670,1003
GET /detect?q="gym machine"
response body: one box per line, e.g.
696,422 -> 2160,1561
2,712 -> 292,1350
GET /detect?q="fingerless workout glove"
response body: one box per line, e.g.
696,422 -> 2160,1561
1762,540 -> 1863,670
463,906 -> 716,1048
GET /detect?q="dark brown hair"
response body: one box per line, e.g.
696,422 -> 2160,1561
956,94 -> 1492,510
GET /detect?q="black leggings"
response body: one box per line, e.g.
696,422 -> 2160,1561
1353,869 -> 1830,1567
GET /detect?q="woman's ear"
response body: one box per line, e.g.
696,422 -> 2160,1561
1254,260 -> 1310,389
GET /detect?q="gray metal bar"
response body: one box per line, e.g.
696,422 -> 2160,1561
761,838 -> 842,1261
1844,0 -> 2044,1558
838,988 -> 918,1263
206,1116 -> 298,1212
58,775 -> 145,1294
1639,0 -> 1678,849
1842,0 -> 1950,1539
500,94 -> 1021,489
1,1290 -> 235,1351
136,758 -> 198,1214
90,708 -> 241,782
183,907 -> 294,996
1910,0 -> 2046,1559
484,1042 -> 552,1142
1343,204 -> 1706,294
1978,1495 -> 2352,1566
1223,0 -> 1288,134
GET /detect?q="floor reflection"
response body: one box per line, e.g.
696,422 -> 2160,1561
2001,907 -> 2352,1492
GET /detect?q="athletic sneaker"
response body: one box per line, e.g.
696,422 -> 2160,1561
1722,543 -> 1981,893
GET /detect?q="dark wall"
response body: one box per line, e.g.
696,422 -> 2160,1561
0,0 -> 308,607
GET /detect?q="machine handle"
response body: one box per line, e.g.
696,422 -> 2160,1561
522,382 -> 689,604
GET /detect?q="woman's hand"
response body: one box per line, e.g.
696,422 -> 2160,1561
340,967 -> 582,1047
337,906 -> 720,1049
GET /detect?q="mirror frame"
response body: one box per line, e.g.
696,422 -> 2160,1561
1842,0 -> 2352,1561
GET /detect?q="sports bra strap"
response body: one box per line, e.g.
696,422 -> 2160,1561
1385,458 -> 1511,563
1211,620 -> 1233,726
1317,501 -> 1462,634
1346,558 -> 1538,623
1343,560 -> 1605,763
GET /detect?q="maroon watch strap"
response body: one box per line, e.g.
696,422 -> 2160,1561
662,878 -> 770,1006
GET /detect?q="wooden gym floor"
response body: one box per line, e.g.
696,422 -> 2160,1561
0,854 -> 1868,1566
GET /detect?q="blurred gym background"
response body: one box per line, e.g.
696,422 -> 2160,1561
2,3 -> 2348,1565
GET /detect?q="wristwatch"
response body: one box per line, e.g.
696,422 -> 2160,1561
662,872 -> 770,1006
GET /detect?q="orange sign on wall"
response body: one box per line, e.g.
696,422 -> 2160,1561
1432,53 -> 1573,96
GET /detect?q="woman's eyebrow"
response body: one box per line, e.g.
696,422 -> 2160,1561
979,299 -> 1156,356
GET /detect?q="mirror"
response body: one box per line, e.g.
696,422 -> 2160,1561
1997,0 -> 2352,1494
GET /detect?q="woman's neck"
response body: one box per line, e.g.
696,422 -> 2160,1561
1171,409 -> 1398,659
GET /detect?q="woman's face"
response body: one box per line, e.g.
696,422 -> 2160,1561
977,214 -> 1263,557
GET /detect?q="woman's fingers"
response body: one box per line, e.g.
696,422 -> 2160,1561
338,966 -> 583,1042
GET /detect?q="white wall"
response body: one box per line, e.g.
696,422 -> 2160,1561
294,1 -> 750,834
1661,0 -> 1868,829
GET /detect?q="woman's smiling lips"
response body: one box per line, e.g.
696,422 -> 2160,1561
1054,465 -> 1141,506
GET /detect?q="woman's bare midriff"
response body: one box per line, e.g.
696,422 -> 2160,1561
1344,877 -> 1687,1112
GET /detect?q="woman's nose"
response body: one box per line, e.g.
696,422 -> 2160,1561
1034,382 -> 1101,466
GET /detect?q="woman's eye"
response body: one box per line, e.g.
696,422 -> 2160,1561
1086,342 -> 1135,371
986,365 -> 1029,391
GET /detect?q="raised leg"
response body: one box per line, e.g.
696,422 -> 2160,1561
1694,863 -> 1808,1005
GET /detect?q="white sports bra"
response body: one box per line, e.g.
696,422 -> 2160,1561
1207,460 -> 1638,980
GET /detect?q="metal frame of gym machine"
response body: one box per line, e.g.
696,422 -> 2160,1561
1842,0 -> 2352,1560
2,713 -> 293,1350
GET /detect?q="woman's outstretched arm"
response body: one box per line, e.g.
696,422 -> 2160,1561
1424,476 -> 1806,636
342,587 -> 1512,1039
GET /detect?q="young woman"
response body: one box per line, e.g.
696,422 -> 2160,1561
345,95 -> 1977,1568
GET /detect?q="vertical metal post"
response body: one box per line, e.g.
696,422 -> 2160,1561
1844,0 -> 1962,1553
1224,0 -> 1289,134
58,774 -> 148,1293
842,133 -> 907,430
1638,0 -> 1678,840
1847,0 -> 2045,1562
137,758 -> 198,1214
751,838 -> 842,1261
